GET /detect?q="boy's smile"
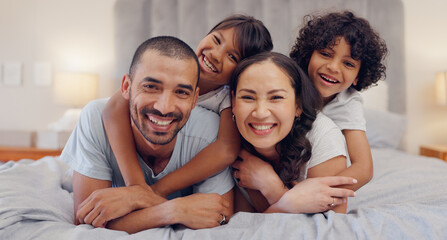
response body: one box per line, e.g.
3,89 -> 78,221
307,37 -> 361,103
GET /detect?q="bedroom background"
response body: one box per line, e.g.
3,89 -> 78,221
0,0 -> 446,155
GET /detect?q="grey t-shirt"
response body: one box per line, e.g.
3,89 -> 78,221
61,98 -> 234,200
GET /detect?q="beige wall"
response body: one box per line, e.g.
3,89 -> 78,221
0,0 -> 446,154
403,0 -> 447,153
0,0 -> 116,131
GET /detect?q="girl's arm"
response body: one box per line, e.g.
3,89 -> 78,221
335,130 -> 373,191
102,90 -> 148,189
152,108 -> 240,197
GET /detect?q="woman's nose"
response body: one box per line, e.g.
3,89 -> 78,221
252,101 -> 270,119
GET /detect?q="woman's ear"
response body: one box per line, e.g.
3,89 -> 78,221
295,107 -> 303,117
121,74 -> 131,100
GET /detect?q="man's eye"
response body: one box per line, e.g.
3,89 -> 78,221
144,84 -> 157,90
176,90 -> 189,95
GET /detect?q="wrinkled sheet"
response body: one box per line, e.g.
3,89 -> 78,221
1,149 -> 447,240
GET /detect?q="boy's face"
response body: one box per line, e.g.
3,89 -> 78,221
307,37 -> 361,103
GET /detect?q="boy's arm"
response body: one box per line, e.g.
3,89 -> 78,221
335,130 -> 373,191
306,155 -> 349,213
102,90 -> 148,188
152,108 -> 240,197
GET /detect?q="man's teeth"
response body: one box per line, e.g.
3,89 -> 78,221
203,56 -> 217,72
252,124 -> 273,130
321,75 -> 338,83
149,117 -> 173,126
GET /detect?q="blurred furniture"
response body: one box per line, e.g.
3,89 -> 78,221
0,146 -> 62,162
420,145 -> 447,162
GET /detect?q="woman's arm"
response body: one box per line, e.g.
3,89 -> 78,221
152,108 -> 240,197
102,90 -> 148,188
335,130 -> 373,191
306,155 -> 348,213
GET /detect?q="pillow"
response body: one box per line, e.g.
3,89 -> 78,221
364,108 -> 407,149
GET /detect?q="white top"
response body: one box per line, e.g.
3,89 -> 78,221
197,85 -> 231,114
61,98 -> 234,200
322,88 -> 366,131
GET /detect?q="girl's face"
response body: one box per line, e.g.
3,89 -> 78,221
307,37 -> 361,103
232,61 -> 301,157
196,27 -> 241,92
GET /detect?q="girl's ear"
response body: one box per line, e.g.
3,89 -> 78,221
121,74 -> 131,100
353,77 -> 359,86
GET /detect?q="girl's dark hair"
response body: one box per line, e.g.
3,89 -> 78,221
209,14 -> 273,60
230,52 -> 322,188
289,11 -> 388,91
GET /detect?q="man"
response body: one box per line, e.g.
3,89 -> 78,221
61,36 -> 234,233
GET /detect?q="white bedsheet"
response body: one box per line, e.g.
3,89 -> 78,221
1,149 -> 447,239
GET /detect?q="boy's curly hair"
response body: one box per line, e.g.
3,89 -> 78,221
289,11 -> 388,91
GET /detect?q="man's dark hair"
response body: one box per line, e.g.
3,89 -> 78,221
129,36 -> 200,86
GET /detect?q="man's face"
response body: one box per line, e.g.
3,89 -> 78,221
126,51 -> 199,145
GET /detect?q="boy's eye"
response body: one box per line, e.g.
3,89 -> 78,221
213,35 -> 221,44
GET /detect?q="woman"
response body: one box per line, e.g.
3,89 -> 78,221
230,52 -> 356,214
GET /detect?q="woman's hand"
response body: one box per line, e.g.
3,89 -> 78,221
265,176 -> 357,214
232,149 -> 287,204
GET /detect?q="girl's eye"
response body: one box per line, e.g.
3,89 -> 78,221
213,35 -> 221,44
229,54 -> 238,62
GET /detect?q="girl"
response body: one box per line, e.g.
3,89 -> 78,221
230,51 -> 354,213
289,11 -> 388,191
102,14 -> 273,198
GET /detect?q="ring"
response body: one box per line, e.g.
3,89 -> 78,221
329,197 -> 336,208
219,214 -> 226,225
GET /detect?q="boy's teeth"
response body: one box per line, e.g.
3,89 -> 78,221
252,124 -> 273,130
149,117 -> 172,126
203,56 -> 216,72
321,75 -> 338,83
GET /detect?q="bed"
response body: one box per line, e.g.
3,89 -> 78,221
3,0 -> 447,239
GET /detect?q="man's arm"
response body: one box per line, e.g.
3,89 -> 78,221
107,190 -> 234,233
73,171 -> 166,227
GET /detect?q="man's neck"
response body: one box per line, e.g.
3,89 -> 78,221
132,126 -> 176,175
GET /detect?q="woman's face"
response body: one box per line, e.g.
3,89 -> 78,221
232,61 -> 301,156
196,27 -> 241,91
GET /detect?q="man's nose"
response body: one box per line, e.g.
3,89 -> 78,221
153,92 -> 175,115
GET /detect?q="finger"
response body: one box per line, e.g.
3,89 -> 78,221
91,211 -> 108,228
330,188 -> 356,198
322,176 -> 357,186
83,205 -> 101,225
332,197 -> 346,206
77,200 -> 94,224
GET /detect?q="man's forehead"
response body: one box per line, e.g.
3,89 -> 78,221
134,50 -> 198,86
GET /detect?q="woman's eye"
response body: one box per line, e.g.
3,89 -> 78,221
240,95 -> 254,100
213,35 -> 221,44
271,95 -> 284,100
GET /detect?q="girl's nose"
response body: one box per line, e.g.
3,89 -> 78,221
327,60 -> 340,73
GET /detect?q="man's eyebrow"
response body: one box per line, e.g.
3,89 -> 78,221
142,77 -> 161,84
178,84 -> 194,91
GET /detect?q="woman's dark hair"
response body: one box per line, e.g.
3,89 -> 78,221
230,52 -> 322,188
209,14 -> 273,60
289,11 -> 388,91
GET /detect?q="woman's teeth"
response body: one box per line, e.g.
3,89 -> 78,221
203,56 -> 217,72
252,124 -> 273,130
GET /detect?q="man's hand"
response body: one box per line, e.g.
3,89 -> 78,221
77,185 -> 166,227
171,193 -> 231,229
266,176 -> 357,214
